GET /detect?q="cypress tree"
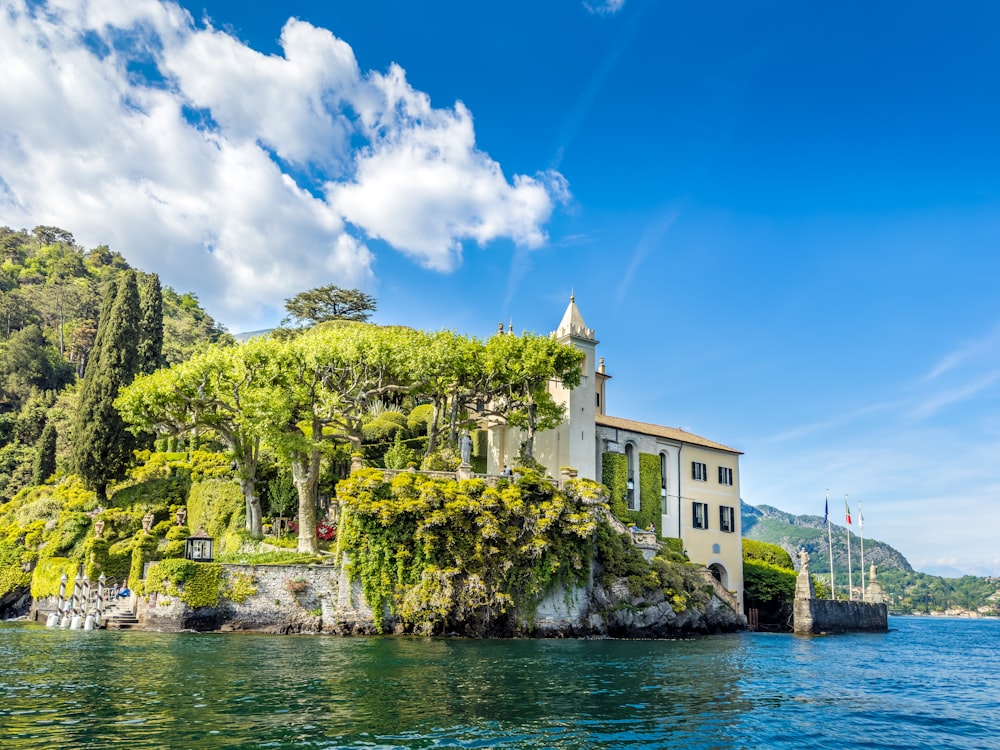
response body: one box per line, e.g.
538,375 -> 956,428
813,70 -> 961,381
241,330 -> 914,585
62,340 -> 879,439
138,272 -> 164,374
32,421 -> 57,485
71,271 -> 142,500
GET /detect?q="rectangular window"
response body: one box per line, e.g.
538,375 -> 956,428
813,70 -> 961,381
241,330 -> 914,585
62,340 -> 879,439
718,466 -> 733,485
720,505 -> 735,533
693,502 -> 709,529
692,462 -> 707,481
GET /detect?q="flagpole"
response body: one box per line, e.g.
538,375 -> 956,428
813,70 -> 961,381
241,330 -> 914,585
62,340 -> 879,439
826,489 -> 835,600
859,500 -> 866,602
845,494 -> 853,601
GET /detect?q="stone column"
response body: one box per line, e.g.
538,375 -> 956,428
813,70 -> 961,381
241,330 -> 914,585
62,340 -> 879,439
792,548 -> 816,635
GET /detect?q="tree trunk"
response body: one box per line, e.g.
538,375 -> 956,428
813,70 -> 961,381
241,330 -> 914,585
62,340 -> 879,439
238,473 -> 263,536
426,399 -> 442,455
523,402 -> 537,459
447,391 -> 459,446
291,446 -> 320,554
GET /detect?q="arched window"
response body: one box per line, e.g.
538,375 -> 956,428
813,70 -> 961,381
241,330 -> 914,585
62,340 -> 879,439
659,452 -> 668,514
625,443 -> 636,510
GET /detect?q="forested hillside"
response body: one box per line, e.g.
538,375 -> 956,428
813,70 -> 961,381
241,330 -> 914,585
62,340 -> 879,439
0,225 -> 231,501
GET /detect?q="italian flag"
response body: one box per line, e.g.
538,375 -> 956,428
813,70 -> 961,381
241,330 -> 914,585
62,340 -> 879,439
845,497 -> 852,526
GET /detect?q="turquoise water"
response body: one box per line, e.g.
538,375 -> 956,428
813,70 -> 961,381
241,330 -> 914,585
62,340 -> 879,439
1,616 -> 997,749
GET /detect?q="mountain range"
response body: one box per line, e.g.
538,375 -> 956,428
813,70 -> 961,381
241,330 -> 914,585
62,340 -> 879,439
741,501 -> 913,575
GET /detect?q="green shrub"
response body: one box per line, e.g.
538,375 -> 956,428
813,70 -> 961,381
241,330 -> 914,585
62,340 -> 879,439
1,541 -> 33,597
407,404 -> 434,435
743,539 -> 794,569
30,557 -> 79,599
743,559 -> 796,607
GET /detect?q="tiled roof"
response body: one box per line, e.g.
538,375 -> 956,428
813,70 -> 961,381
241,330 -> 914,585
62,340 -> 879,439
596,414 -> 742,454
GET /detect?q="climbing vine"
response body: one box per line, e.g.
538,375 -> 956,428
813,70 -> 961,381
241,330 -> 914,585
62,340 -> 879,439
635,453 -> 661,531
145,558 -> 224,608
336,468 -> 607,634
601,452 -> 628,518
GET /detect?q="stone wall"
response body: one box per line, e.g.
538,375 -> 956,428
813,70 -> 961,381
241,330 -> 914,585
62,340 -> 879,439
793,598 -> 888,635
132,556 -> 745,637
792,560 -> 887,635
138,561 -> 382,635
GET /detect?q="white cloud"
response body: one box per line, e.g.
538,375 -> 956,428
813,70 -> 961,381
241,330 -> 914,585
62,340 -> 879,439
0,0 -> 566,330
584,0 -> 626,15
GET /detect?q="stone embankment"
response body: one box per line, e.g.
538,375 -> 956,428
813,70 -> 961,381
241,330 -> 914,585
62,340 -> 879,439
133,558 -> 744,637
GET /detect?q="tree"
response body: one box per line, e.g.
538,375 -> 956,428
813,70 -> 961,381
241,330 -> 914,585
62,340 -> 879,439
480,332 -> 584,459
138,273 -> 165,374
282,285 -> 377,327
264,324 -> 420,552
0,324 -> 74,404
117,341 -> 267,535
72,271 -> 141,500
32,422 -> 56,485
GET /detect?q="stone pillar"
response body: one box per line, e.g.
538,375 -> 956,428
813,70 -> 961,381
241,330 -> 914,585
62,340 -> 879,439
866,564 -> 886,604
456,463 -> 473,481
793,548 -> 816,635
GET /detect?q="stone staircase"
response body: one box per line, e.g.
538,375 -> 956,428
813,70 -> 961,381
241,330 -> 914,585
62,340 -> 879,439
101,596 -> 139,630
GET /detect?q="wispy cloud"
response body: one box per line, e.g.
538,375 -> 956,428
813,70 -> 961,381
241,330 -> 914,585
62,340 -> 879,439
584,0 -> 626,15
922,322 -> 1000,381
908,370 -> 1000,421
616,206 -> 680,302
0,0 -> 568,331
552,2 -> 642,170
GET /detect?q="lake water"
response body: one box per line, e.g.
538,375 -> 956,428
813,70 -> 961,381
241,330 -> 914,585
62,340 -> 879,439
1,616 -> 997,749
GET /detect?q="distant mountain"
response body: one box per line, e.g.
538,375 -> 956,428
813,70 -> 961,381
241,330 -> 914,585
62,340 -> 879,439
741,501 -> 914,575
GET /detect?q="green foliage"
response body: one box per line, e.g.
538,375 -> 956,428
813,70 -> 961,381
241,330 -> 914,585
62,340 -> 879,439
0,540 -> 33,597
383,432 -> 418,470
137,273 -> 165,374
0,442 -> 34,503
71,271 -> 142,499
743,539 -> 794,570
592,524 -> 708,613
336,468 -> 604,634
282,285 -> 377,327
601,452 -> 628,518
29,557 -> 79,599
633,453 -> 661,530
129,533 -> 158,593
878,569 -> 998,613
186,479 -> 244,552
224,571 -> 257,603
127,450 -> 230,484
145,558 -> 224,608
214,550 -> 321,565
743,559 -> 796,608
407,404 -> 434,435
32,421 -> 57,485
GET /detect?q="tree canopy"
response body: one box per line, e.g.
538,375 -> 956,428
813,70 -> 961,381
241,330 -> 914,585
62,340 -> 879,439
282,285 -> 377,327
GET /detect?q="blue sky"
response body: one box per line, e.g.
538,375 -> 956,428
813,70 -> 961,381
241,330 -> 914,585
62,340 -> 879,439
2,0 -> 999,576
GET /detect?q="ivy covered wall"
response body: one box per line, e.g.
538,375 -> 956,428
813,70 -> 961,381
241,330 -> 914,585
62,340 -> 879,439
636,453 -> 662,532
601,452 -> 628,518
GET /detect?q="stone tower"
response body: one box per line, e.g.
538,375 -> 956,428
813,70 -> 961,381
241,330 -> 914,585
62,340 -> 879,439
546,295 -> 598,481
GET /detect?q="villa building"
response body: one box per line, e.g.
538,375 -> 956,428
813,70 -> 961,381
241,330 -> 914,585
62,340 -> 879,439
487,297 -> 744,608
